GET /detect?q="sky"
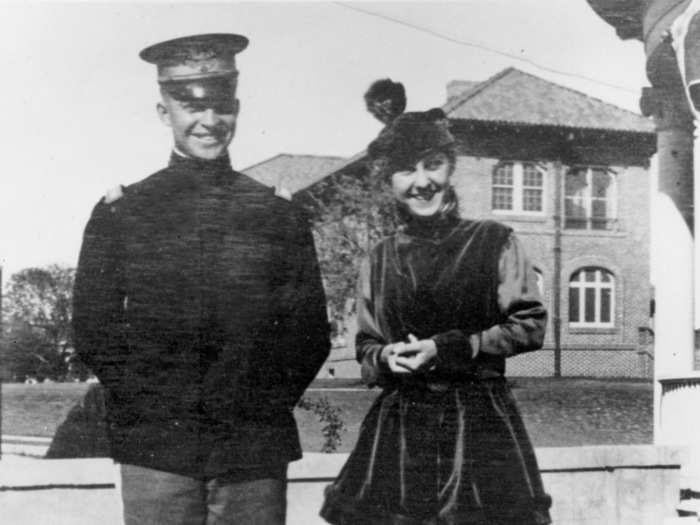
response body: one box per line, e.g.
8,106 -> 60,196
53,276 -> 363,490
0,1 -> 649,279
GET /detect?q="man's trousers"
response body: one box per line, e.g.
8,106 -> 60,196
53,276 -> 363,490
120,463 -> 287,525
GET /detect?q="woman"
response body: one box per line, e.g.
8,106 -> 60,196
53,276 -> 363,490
321,109 -> 552,525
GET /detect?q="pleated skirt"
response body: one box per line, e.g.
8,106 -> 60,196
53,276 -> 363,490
320,377 -> 552,525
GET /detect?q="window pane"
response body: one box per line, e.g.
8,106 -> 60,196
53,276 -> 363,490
565,217 -> 587,229
523,164 -> 543,187
601,271 -> 611,283
565,197 -> 587,228
592,169 -> 613,199
492,187 -> 513,210
592,199 -> 607,218
565,198 -> 586,217
591,198 -> 610,229
584,269 -> 596,282
591,219 -> 609,230
585,288 -> 596,322
493,163 -> 513,185
601,288 -> 612,323
565,169 -> 587,197
569,287 -> 579,322
523,189 -> 543,211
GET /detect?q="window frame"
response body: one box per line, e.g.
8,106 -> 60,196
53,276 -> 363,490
533,267 -> 545,297
568,267 -> 615,329
563,166 -> 618,230
491,161 -> 546,216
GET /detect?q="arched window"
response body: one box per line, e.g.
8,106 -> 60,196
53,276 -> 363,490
569,267 -> 615,327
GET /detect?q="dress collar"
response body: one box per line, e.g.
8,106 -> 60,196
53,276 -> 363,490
399,212 -> 462,242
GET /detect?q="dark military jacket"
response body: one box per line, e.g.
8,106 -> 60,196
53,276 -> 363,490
73,153 -> 330,478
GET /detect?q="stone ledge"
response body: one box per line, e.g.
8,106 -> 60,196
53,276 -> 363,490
536,444 -> 688,471
295,445 -> 689,479
659,371 -> 700,384
1,445 -> 686,488
0,446 -> 689,525
0,457 -> 118,488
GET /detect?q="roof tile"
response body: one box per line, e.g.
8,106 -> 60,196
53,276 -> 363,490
444,67 -> 654,133
243,154 -> 347,193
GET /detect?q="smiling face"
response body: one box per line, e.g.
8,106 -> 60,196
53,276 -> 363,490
157,84 -> 239,160
391,150 -> 453,219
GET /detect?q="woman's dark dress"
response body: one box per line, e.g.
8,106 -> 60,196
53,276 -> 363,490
321,217 -> 552,525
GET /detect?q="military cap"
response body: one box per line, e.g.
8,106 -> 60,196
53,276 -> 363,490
140,33 -> 248,102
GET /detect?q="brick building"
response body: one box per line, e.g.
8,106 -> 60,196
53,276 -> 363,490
246,67 -> 657,378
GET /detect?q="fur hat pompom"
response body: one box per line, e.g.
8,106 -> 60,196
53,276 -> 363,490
364,78 -> 406,125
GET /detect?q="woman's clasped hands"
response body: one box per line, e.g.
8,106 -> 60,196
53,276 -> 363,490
382,334 -> 437,374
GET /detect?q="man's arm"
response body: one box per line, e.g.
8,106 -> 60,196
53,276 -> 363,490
73,199 -> 128,391
275,204 -> 331,406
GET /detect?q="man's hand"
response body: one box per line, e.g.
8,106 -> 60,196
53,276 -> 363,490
393,334 -> 437,373
381,342 -> 412,375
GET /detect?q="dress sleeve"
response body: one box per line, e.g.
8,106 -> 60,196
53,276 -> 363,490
431,233 -> 546,366
355,257 -> 391,387
72,200 -> 128,390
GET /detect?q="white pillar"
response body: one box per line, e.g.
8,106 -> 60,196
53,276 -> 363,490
695,126 -> 700,331
649,87 -> 695,445
653,191 -> 694,378
647,85 -> 700,521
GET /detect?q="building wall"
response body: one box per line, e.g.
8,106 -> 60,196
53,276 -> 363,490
314,124 -> 654,379
452,151 -> 652,373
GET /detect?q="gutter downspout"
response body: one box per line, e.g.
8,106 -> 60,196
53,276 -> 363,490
552,161 -> 563,377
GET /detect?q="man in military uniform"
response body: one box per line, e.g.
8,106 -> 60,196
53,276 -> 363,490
73,33 -> 331,524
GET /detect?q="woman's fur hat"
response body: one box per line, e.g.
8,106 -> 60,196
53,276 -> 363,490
367,108 -> 455,172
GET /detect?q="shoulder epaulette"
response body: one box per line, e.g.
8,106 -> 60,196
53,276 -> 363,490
274,185 -> 292,202
104,184 -> 124,204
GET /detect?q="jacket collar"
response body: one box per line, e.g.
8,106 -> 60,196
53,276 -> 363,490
168,150 -> 233,174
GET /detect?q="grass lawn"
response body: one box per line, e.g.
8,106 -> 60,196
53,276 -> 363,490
301,377 -> 653,452
2,377 -> 652,454
2,382 -> 91,438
